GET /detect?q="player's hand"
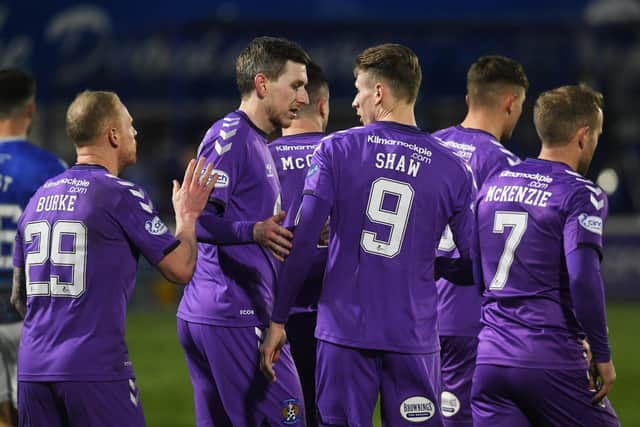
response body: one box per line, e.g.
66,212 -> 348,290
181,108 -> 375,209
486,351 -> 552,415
172,157 -> 218,223
582,339 -> 597,390
318,218 -> 329,246
259,322 -> 287,383
592,360 -> 616,404
253,211 -> 293,261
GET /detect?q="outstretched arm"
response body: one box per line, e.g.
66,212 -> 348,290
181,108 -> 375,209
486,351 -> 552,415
156,158 -> 217,284
261,194 -> 330,382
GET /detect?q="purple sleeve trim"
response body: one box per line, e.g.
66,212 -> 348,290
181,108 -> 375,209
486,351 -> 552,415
567,246 -> 611,363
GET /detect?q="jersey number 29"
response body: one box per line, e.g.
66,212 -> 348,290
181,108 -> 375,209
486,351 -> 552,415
24,220 -> 87,298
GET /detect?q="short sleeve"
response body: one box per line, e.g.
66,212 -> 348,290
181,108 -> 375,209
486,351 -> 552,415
303,139 -> 335,204
13,226 -> 24,268
563,186 -> 608,256
196,127 -> 242,209
114,187 -> 179,265
449,162 -> 476,257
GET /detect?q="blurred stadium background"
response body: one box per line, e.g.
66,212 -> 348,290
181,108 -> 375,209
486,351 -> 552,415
3,0 -> 639,425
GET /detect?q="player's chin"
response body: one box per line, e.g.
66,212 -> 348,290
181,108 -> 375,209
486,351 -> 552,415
278,116 -> 294,129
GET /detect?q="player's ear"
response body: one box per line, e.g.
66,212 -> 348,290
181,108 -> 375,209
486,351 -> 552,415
317,95 -> 328,118
107,127 -> 118,148
575,126 -> 589,150
255,73 -> 268,99
25,99 -> 35,119
465,94 -> 470,107
374,82 -> 384,105
505,93 -> 516,115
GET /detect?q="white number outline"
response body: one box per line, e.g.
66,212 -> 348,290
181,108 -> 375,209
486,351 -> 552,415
24,220 -> 88,298
361,178 -> 414,258
489,211 -> 528,290
0,204 -> 23,270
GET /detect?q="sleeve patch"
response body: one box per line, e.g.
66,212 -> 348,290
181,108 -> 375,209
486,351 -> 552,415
145,216 -> 169,236
579,213 -> 603,235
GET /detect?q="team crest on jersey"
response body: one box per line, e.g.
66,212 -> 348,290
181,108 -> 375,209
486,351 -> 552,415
145,216 -> 168,236
210,169 -> 229,188
266,163 -> 275,178
400,396 -> 435,422
578,213 -> 603,235
440,391 -> 460,418
280,399 -> 301,424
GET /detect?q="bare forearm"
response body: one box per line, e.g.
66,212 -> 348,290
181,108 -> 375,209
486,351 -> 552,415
11,267 -> 27,318
176,218 -> 198,272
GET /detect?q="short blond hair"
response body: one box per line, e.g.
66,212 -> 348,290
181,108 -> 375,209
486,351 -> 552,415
66,90 -> 121,147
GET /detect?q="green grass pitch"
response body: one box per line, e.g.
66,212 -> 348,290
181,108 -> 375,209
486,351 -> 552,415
126,303 -> 639,426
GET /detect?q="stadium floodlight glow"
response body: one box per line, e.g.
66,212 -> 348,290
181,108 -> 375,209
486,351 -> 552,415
596,168 -> 619,195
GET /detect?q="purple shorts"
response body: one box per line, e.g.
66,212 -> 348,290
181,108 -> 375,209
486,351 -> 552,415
471,364 -> 619,427
178,319 -> 305,426
18,379 -> 145,427
316,340 -> 442,427
439,336 -> 477,427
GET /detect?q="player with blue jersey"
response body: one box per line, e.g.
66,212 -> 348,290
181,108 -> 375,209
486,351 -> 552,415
11,90 -> 217,426
0,68 -> 66,426
269,61 -> 330,427
433,56 -> 528,426
471,84 -> 619,426
177,36 -> 311,426
262,44 -> 475,426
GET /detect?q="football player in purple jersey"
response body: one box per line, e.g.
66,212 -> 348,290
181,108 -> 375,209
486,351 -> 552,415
471,84 -> 619,426
11,90 -> 217,426
269,61 -> 330,427
262,44 -> 475,426
433,55 -> 528,426
177,37 -> 312,426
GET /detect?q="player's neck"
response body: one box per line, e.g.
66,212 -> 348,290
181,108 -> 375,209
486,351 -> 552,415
538,147 -> 579,172
76,150 -> 119,175
377,103 -> 416,127
460,112 -> 503,141
238,98 -> 276,135
0,119 -> 29,139
282,116 -> 323,136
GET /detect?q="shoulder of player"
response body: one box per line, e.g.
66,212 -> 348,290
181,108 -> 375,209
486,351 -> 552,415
425,132 -> 471,173
557,169 -> 607,210
431,125 -> 456,140
198,112 -> 256,156
12,142 -> 65,166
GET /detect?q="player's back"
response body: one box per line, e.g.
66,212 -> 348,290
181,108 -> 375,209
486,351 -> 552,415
309,121 -> 473,353
475,158 -> 608,369
433,126 -> 520,336
14,164 -> 175,381
0,139 -> 66,321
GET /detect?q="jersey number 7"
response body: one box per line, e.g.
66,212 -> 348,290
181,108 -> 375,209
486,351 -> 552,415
489,211 -> 528,290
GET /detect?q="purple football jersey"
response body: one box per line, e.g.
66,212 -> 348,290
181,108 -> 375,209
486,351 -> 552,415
12,164 -> 178,381
475,158 -> 608,369
304,121 -> 475,353
269,132 -> 327,313
433,126 -> 520,336
178,110 -> 281,327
